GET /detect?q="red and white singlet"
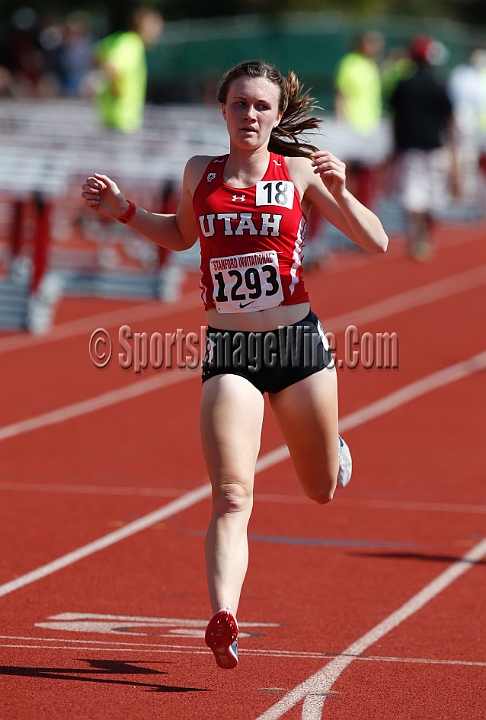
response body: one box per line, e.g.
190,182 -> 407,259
193,152 -> 309,313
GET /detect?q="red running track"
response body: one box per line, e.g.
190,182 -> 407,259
0,226 -> 485,719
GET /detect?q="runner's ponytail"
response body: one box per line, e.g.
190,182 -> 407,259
270,70 -> 321,157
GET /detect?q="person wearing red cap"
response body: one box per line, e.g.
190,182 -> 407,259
390,36 -> 458,261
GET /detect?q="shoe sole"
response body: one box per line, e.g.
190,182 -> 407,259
205,610 -> 238,669
337,436 -> 352,488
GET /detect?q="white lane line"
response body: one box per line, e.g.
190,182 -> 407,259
255,494 -> 486,514
250,350 -> 486,468
0,290 -> 202,355
0,482 -> 184,497
2,483 -> 485,516
323,263 -> 486,332
42,611 -> 278,627
256,537 -> 486,720
344,654 -> 486,668
1,636 -> 486,669
0,643 -> 210,654
0,443 -> 291,598
0,368 -> 198,443
1,483 -> 485,516
0,634 -> 201,647
339,349 -> 486,433
0,483 -> 211,599
0,349 -> 485,600
336,498 -> 486,514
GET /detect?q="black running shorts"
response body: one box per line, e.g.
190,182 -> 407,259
202,310 -> 334,394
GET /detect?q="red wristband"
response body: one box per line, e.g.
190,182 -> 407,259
117,201 -> 136,224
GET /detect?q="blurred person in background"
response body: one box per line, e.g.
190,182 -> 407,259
94,7 -> 163,133
335,31 -> 384,134
37,15 -> 64,96
381,45 -> 417,105
447,49 -> 486,134
57,11 -> 94,97
0,64 -> 14,95
0,7 -> 68,97
0,7 -> 44,96
94,6 -> 177,299
390,35 -> 458,262
447,49 -> 486,208
334,30 -> 384,209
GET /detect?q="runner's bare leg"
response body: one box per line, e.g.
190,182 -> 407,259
201,373 -> 264,615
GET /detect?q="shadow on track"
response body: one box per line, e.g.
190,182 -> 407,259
0,659 -> 208,692
349,551 -> 486,565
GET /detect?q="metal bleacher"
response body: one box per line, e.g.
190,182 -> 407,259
0,98 -> 230,193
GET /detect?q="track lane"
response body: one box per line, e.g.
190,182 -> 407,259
1,353 -> 484,720
1,229 -> 486,719
255,539 -> 486,720
1,227 -> 485,427
1,346 -> 484,598
1,263 -> 485,436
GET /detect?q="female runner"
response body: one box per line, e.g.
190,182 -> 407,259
82,60 -> 388,670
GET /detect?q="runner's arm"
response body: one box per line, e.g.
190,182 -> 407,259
81,157 -> 204,252
291,153 -> 388,253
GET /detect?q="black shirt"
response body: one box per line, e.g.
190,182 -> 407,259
390,65 -> 453,151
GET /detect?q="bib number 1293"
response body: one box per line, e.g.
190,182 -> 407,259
210,251 -> 284,313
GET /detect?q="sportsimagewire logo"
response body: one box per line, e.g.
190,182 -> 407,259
88,325 -> 398,373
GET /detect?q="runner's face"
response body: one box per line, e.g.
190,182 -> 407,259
222,76 -> 282,150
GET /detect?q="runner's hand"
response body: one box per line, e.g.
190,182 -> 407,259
81,173 -> 128,219
311,151 -> 347,198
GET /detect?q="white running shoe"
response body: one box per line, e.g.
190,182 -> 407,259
337,435 -> 352,489
205,609 -> 239,669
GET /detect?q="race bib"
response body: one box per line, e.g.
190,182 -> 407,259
255,180 -> 294,209
210,251 -> 284,313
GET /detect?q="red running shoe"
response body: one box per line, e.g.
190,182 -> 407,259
205,609 -> 238,669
